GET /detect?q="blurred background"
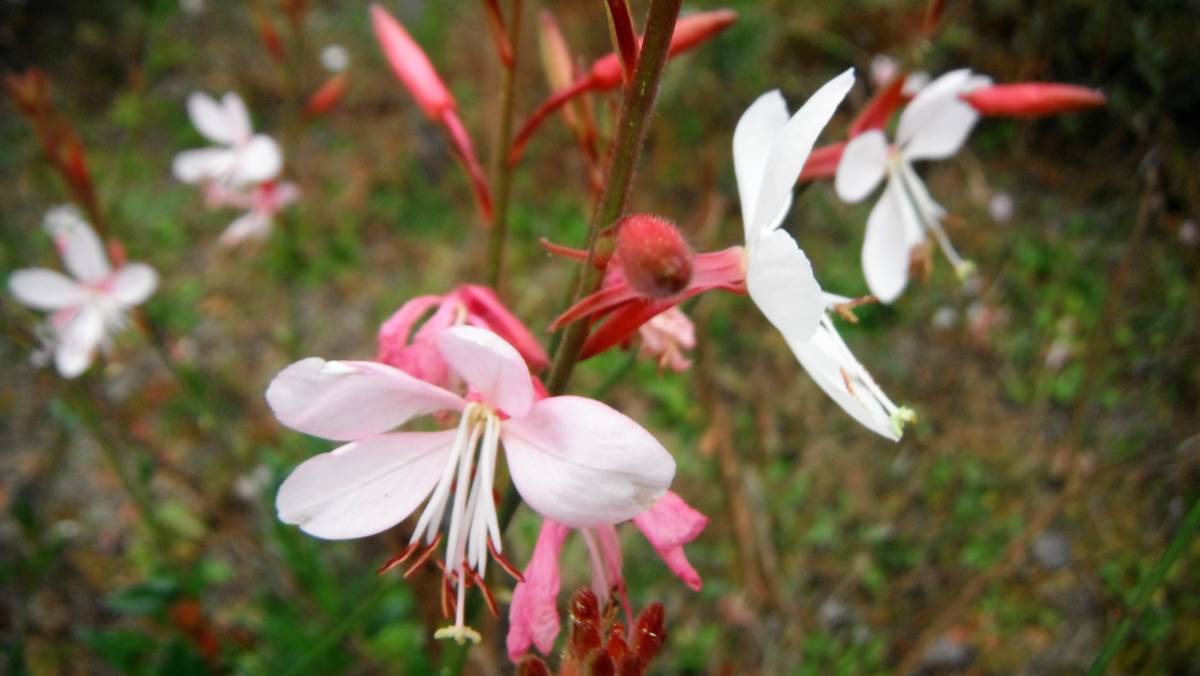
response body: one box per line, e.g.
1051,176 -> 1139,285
2,0 -> 1198,673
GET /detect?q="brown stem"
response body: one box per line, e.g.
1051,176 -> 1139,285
485,0 -> 523,290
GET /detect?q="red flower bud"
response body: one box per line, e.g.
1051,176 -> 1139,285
304,73 -> 349,117
961,83 -> 1106,118
667,9 -> 738,59
615,215 -> 694,299
799,141 -> 846,182
255,11 -> 285,62
481,0 -> 514,67
631,602 -> 666,663
370,3 -> 455,119
849,74 -> 908,137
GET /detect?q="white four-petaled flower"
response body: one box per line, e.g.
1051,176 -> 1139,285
268,325 -> 675,643
173,91 -> 282,187
8,206 -> 158,378
835,69 -> 992,303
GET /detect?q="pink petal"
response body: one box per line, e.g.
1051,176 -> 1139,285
507,520 -> 570,661
8,268 -> 84,310
218,211 -> 272,247
459,285 -> 549,372
276,431 -> 456,539
377,294 -> 445,362
500,396 -> 675,529
108,263 -> 158,306
632,491 -> 708,591
435,325 -> 534,417
266,358 -> 465,441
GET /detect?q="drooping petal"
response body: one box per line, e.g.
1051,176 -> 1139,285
55,305 -> 104,378
187,91 -> 239,145
746,228 -> 825,344
377,295 -> 445,360
8,269 -> 85,310
108,263 -> 158,306
501,396 -> 675,529
230,135 -> 283,185
218,210 -> 272,247
276,431 -> 456,539
834,130 -> 889,203
732,90 -> 789,238
44,206 -> 110,283
748,69 -> 856,240
861,180 -> 915,303
897,69 -> 989,161
459,285 -> 550,372
436,325 -> 534,418
266,358 -> 465,441
220,91 -> 253,143
632,491 -> 708,590
507,520 -> 571,660
173,148 -> 236,184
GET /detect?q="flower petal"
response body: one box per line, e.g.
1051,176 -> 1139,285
897,70 -> 990,161
44,206 -> 110,282
507,520 -> 571,660
748,69 -> 855,240
746,228 -> 825,344
834,130 -> 889,203
8,269 -> 84,310
500,396 -> 675,529
109,264 -> 158,306
230,135 -> 283,185
436,325 -> 534,418
218,211 -> 272,247
55,306 -> 104,378
632,491 -> 708,591
187,91 -> 239,145
266,358 -> 465,441
861,180 -> 915,303
732,89 -> 789,240
276,431 -> 456,539
220,91 -> 253,143
173,148 -> 235,184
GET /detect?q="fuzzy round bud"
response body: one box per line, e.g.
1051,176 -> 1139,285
615,214 -> 694,298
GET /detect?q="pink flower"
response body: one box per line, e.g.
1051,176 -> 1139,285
637,307 -> 695,373
172,91 -> 282,187
269,325 -> 675,644
507,491 -> 707,661
203,180 -> 300,247
376,285 -> 549,387
8,206 -> 158,378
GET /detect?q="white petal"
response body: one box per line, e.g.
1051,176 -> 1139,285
897,70 -> 989,161
501,396 -> 675,528
732,90 -> 789,240
748,69 -> 856,241
276,431 -> 456,539
788,317 -> 901,440
219,211 -> 271,247
109,264 -> 158,306
9,269 -> 85,310
266,358 -> 465,441
187,91 -> 239,145
172,148 -> 235,184
220,91 -> 253,143
746,228 -> 825,344
44,207 -> 110,282
55,306 -> 104,378
229,135 -> 283,185
861,180 -> 916,303
436,325 -> 534,418
834,130 -> 889,203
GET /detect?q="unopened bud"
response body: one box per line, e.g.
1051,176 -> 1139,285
631,602 -> 666,663
590,9 -> 738,91
515,656 -> 551,676
304,73 -> 349,117
961,83 -> 1106,118
568,588 -> 603,661
616,215 -> 694,298
370,3 -> 455,119
255,11 -> 285,62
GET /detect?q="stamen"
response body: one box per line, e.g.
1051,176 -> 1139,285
403,532 -> 444,579
467,567 -> 499,617
488,539 -> 525,583
441,575 -> 456,618
377,541 -> 421,575
840,367 -> 857,395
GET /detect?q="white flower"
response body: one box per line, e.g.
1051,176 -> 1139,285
7,207 -> 158,378
732,70 -> 911,440
204,180 -> 300,247
320,44 -> 350,73
172,92 -> 282,187
835,69 -> 992,303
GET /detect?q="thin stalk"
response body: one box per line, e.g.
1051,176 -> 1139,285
485,0 -> 523,290
1088,495 -> 1200,674
280,579 -> 389,676
544,0 -> 683,395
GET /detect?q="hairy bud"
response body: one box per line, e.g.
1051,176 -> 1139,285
615,215 -> 694,298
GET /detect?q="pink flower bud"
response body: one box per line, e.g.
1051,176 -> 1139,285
370,3 -> 455,119
615,215 -> 694,299
799,141 -> 846,182
667,9 -> 738,59
961,83 -> 1105,118
303,73 -> 349,117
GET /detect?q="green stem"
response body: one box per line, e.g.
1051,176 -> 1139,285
485,0 -> 523,290
543,0 -> 682,396
1088,495 -> 1200,674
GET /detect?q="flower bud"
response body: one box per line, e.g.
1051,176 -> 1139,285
304,73 -> 349,117
370,3 -> 455,119
961,83 -> 1105,118
615,215 -> 694,298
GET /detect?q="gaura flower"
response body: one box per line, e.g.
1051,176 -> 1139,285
269,325 -> 675,643
7,206 -> 158,378
507,491 -> 707,661
203,180 -> 300,247
637,306 -> 695,373
376,285 -> 549,387
172,91 -> 282,187
834,69 -> 992,303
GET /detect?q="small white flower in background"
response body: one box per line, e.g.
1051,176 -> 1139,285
931,305 -> 958,330
903,71 -> 931,96
637,306 -> 696,372
1179,219 -> 1198,246
7,206 -> 158,378
320,44 -> 350,73
173,91 -> 282,187
204,180 -> 300,247
870,55 -> 899,89
989,192 -> 1014,223
178,0 -> 205,14
835,69 -> 992,303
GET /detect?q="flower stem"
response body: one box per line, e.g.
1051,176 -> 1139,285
543,0 -> 682,396
485,0 -> 523,291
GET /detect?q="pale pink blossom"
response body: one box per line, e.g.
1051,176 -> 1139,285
637,306 -> 695,372
269,325 -> 675,644
7,206 -> 158,378
507,491 -> 707,661
173,91 -> 282,187
203,180 -> 300,247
